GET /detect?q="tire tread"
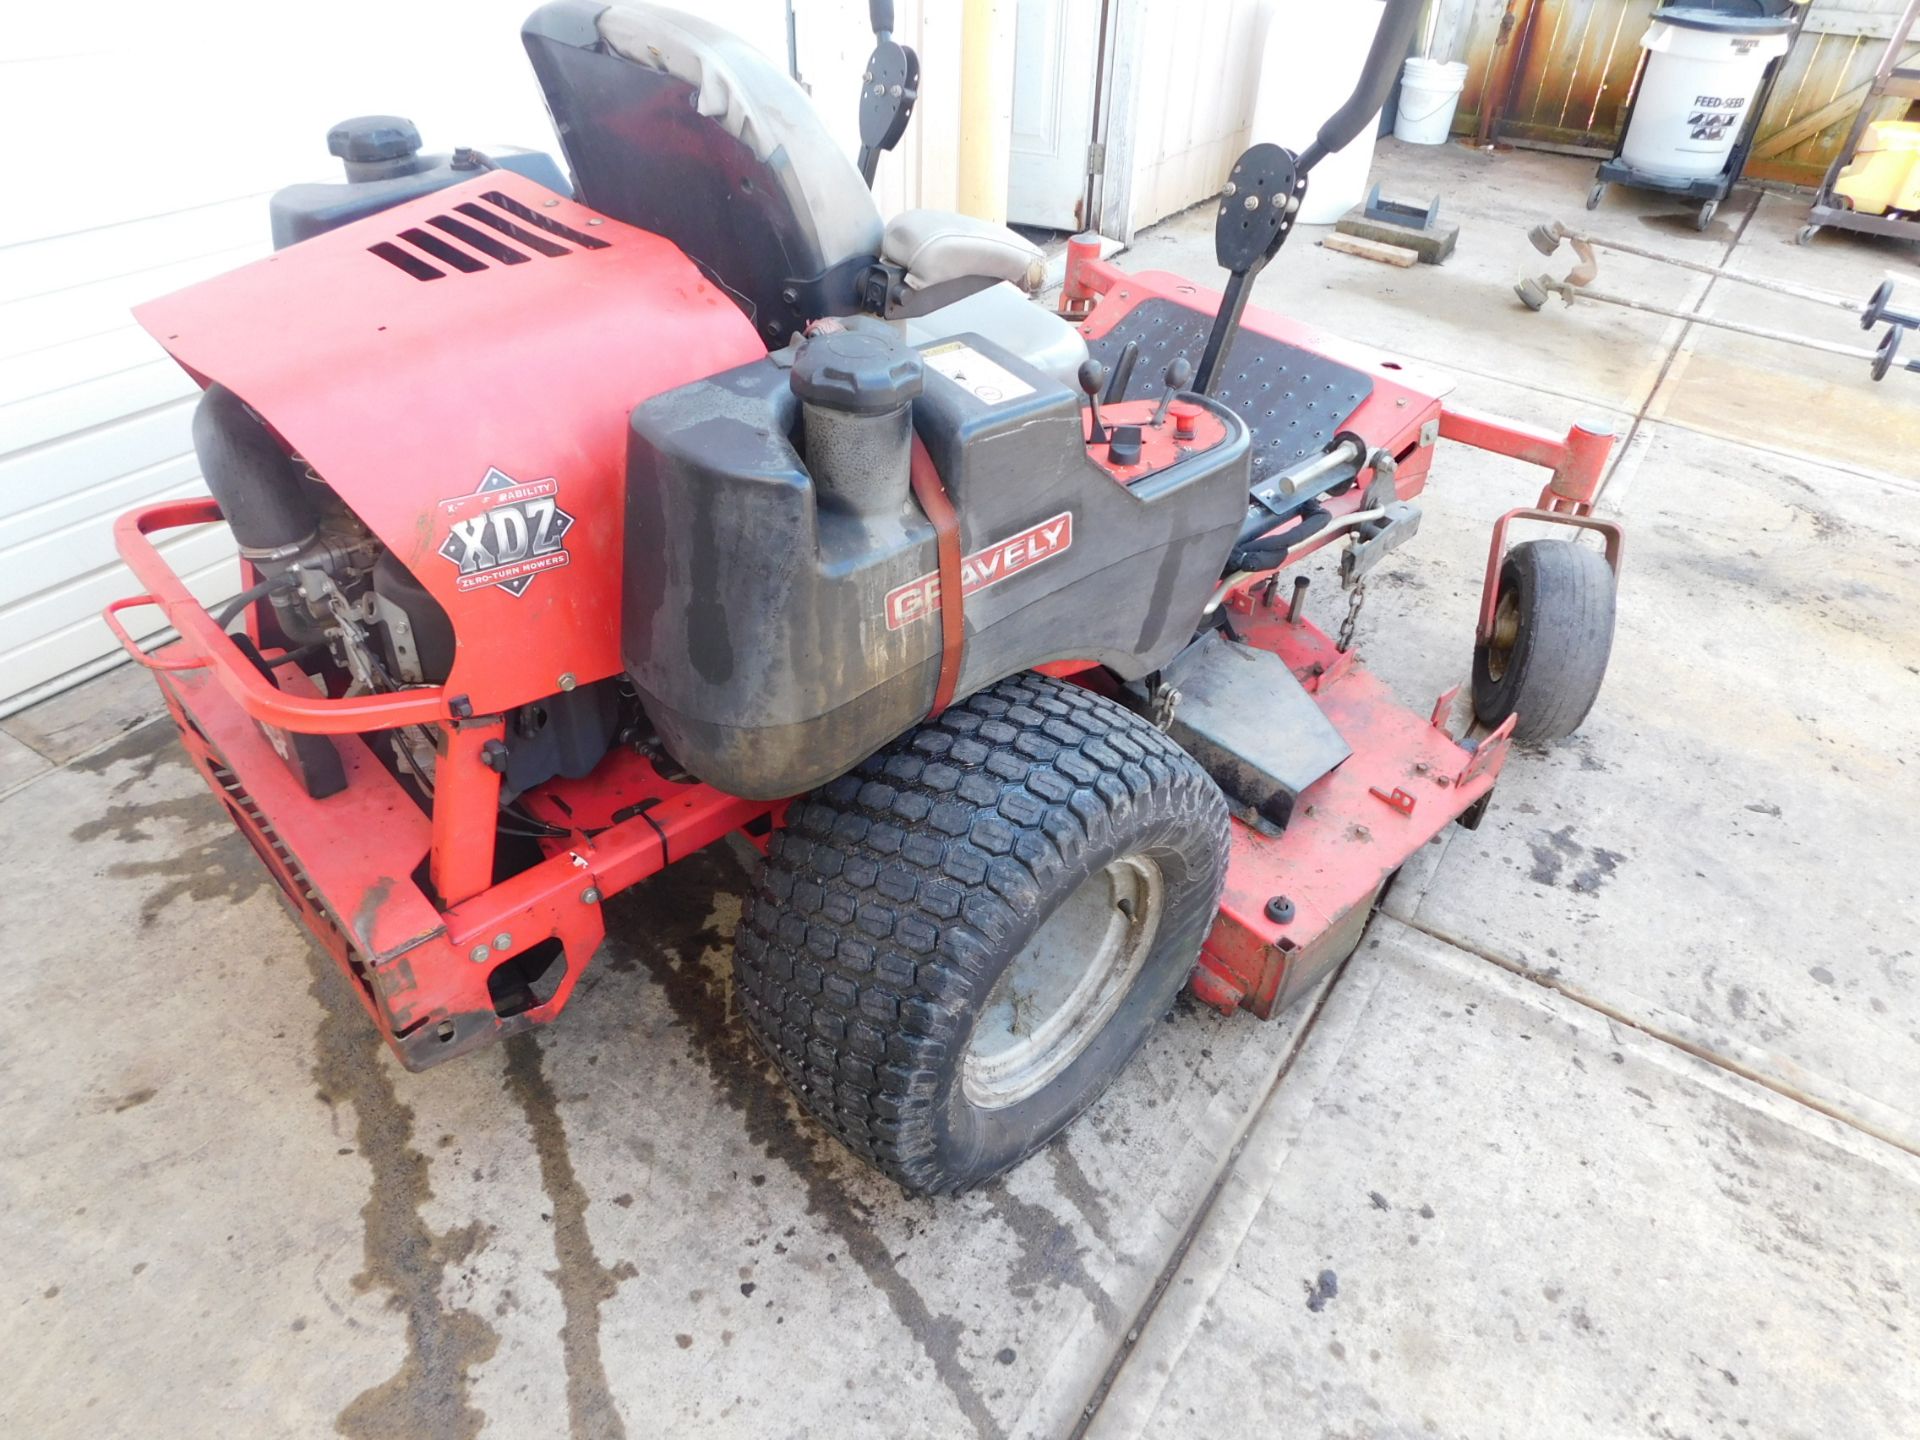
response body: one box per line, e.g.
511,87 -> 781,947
734,673 -> 1227,1194
1473,538 -> 1616,743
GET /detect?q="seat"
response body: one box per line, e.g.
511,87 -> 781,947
522,1 -> 1043,342
882,210 -> 1046,309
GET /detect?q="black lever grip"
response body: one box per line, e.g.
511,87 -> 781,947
1297,0 -> 1425,175
870,0 -> 895,36
1105,341 -> 1140,403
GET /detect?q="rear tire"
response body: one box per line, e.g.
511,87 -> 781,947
734,673 -> 1229,1195
1472,539 -> 1616,743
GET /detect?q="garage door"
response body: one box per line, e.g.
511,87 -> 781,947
0,3 -> 573,715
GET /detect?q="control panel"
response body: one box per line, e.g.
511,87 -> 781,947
1076,354 -> 1229,486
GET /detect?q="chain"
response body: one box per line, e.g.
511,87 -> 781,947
1336,575 -> 1367,654
1150,682 -> 1181,732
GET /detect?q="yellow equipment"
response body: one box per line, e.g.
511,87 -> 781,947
1834,119 -> 1920,215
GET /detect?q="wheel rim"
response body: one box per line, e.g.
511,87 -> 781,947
961,855 -> 1165,1111
1486,588 -> 1521,681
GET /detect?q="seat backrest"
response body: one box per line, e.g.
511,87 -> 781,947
523,1 -> 884,345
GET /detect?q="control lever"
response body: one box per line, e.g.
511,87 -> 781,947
1078,359 -> 1110,444
1150,357 -> 1195,427
1192,0 -> 1423,395
1104,341 -> 1140,403
856,1 -> 920,186
1193,144 -> 1302,396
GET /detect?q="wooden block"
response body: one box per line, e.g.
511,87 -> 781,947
1321,233 -> 1420,268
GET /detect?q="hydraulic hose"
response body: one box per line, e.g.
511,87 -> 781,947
1228,504 -> 1331,572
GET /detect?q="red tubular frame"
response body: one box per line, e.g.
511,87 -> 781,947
1433,408 -> 1626,644
113,501 -> 453,733
114,499 -> 777,1070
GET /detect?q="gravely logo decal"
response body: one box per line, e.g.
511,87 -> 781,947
437,467 -> 575,596
885,511 -> 1073,631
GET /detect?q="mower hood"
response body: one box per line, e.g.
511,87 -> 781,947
134,171 -> 764,714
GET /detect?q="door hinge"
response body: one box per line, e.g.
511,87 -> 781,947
1087,141 -> 1106,176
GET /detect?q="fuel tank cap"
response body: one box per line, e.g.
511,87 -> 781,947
791,329 -> 924,415
326,115 -> 423,164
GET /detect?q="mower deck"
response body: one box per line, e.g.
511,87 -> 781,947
143,585 -> 1504,1070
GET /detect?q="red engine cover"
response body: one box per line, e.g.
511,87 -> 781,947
136,171 -> 765,715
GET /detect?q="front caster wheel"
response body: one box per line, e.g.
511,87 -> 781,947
1473,539 -> 1617,743
735,673 -> 1230,1195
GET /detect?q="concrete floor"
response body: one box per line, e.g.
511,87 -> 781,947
4,142 -> 1917,1439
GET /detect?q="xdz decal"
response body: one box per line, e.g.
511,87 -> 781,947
885,512 -> 1073,631
437,467 -> 575,596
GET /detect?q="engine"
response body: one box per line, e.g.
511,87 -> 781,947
189,384 -> 621,803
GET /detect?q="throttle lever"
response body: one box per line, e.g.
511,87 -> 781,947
1150,357 -> 1195,427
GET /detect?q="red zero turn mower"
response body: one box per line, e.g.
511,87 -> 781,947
110,0 -> 1623,1193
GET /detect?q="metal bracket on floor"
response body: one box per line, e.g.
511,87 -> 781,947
1364,184 -> 1440,231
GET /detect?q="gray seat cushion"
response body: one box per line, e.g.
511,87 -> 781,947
882,210 -> 1047,295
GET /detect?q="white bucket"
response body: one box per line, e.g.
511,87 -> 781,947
1393,58 -> 1467,146
1254,0 -> 1388,225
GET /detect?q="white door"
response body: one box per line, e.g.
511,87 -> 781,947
1006,0 -> 1103,230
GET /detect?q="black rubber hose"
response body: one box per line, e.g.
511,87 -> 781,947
192,384 -> 317,553
214,572 -> 298,630
1228,503 -> 1330,572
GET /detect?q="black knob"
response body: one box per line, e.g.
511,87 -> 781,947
1107,425 -> 1144,467
1152,357 -> 1195,427
327,115 -> 422,164
1078,359 -> 1109,443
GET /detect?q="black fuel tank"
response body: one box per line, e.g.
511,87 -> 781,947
622,333 -> 1250,799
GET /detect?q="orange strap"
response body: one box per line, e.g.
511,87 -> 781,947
909,435 -> 964,716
